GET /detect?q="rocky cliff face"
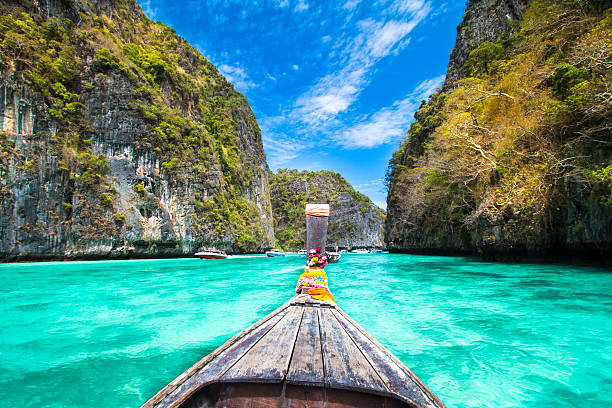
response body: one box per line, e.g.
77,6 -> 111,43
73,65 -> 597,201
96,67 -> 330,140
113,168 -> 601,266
270,169 -> 385,250
386,0 -> 612,260
0,0 -> 274,260
445,0 -> 530,86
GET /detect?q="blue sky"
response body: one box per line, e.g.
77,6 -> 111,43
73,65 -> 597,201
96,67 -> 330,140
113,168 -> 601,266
137,0 -> 465,208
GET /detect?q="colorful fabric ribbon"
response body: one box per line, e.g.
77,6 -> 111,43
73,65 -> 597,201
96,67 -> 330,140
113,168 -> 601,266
295,267 -> 334,302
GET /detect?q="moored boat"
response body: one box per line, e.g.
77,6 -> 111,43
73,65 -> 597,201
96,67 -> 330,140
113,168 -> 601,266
266,249 -> 286,257
327,251 -> 341,263
194,249 -> 227,259
297,249 -> 307,256
351,248 -> 369,254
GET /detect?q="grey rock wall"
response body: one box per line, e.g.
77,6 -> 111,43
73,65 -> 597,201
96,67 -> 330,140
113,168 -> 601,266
0,0 -> 274,260
0,78 -> 274,260
445,0 -> 530,87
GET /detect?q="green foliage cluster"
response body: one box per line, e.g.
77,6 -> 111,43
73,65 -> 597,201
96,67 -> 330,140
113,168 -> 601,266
551,63 -> 591,99
587,165 -> 612,206
93,48 -> 130,74
386,0 -> 612,251
386,92 -> 446,191
0,7 -> 117,237
465,42 -> 505,75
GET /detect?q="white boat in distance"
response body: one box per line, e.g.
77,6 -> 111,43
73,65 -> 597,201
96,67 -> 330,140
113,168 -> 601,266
194,249 -> 227,259
266,249 -> 286,257
351,248 -> 369,254
327,252 -> 341,263
297,249 -> 307,256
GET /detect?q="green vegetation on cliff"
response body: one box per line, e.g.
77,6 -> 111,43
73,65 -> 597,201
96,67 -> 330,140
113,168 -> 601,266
386,0 -> 611,256
270,169 -> 384,250
0,0 -> 272,256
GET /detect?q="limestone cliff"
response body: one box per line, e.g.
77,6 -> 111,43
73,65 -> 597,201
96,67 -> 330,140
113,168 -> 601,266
270,169 -> 385,250
445,0 -> 530,86
0,0 -> 274,260
386,0 -> 612,260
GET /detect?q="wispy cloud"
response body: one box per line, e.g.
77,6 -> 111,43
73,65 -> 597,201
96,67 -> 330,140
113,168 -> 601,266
140,0 -> 158,19
260,116 -> 314,167
343,0 -> 361,11
292,1 -> 431,125
295,0 -> 309,12
262,135 -> 308,167
354,177 -> 386,208
264,74 -> 443,167
218,64 -> 257,92
261,0 -> 435,166
337,75 -> 444,148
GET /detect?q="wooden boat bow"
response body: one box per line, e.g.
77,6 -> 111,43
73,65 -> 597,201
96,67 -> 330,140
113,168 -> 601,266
141,295 -> 445,408
142,204 -> 444,407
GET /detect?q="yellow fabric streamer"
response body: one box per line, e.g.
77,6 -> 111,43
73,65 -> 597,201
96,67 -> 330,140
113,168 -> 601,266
308,287 -> 335,302
296,266 -> 334,302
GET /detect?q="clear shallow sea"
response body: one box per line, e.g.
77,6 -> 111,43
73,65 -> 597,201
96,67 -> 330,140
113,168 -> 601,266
0,254 -> 610,408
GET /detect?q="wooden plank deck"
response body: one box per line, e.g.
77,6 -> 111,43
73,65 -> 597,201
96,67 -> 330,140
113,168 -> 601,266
286,304 -> 325,386
141,295 -> 444,408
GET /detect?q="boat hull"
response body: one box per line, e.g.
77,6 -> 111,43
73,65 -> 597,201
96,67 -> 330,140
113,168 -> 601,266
327,252 -> 341,263
141,295 -> 445,408
195,254 -> 227,259
179,382 -> 408,408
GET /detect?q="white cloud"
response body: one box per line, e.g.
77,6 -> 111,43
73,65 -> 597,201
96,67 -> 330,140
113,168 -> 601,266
343,0 -> 361,11
259,115 -> 309,167
291,3 -> 430,126
336,75 -> 444,148
354,178 -> 387,209
256,0 -> 436,169
262,134 -> 308,167
354,178 -> 384,190
218,64 -> 257,91
362,19 -> 419,58
295,0 -> 309,12
140,0 -> 158,19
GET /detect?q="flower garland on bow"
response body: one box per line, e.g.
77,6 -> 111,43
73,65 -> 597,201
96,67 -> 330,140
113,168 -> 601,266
307,247 -> 327,268
295,246 -> 334,302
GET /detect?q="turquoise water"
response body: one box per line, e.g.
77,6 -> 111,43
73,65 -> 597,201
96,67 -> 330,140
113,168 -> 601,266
0,254 -> 610,408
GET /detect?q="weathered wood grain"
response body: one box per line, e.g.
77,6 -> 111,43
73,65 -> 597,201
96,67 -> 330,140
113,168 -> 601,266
162,308 -> 290,408
306,213 -> 328,251
147,304 -> 291,408
286,305 -> 326,386
142,296 -> 445,408
221,305 -> 304,382
333,307 -> 445,408
318,307 -> 388,394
